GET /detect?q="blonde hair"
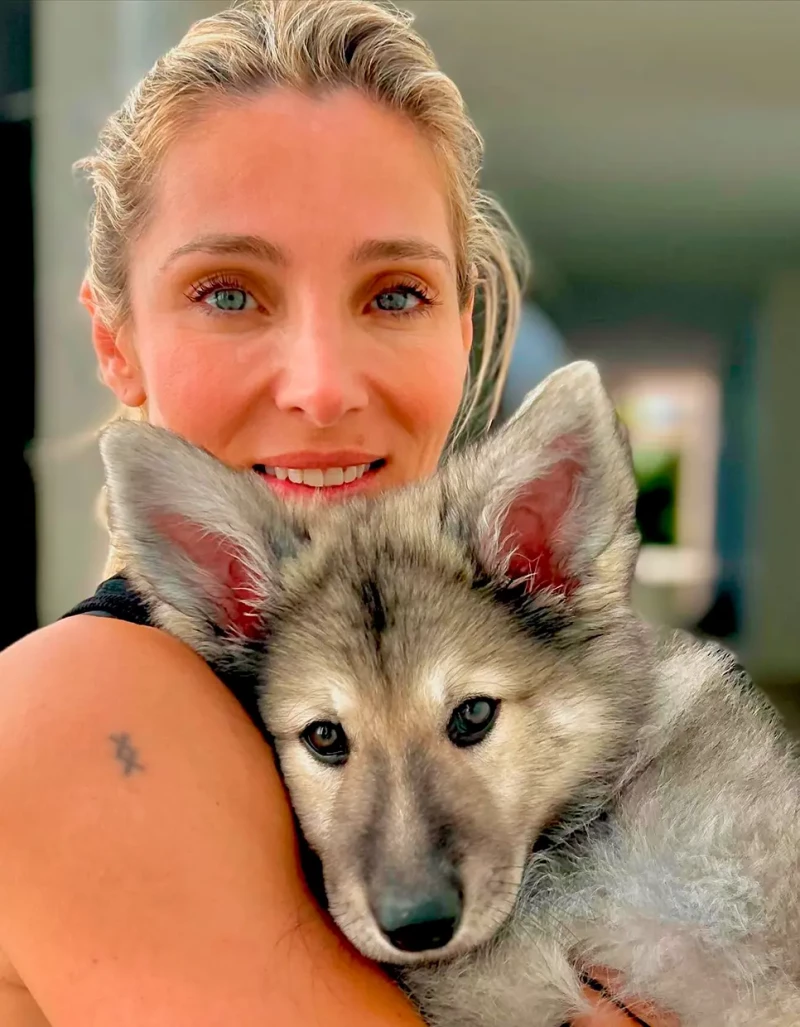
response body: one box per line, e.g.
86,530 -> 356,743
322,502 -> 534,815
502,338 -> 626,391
78,0 -> 528,572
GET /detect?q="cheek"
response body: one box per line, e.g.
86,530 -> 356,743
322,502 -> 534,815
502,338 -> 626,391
135,326 -> 258,445
384,324 -> 469,436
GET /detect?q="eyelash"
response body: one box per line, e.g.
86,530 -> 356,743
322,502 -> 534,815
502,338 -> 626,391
184,273 -> 437,318
379,277 -> 436,317
185,273 -> 251,306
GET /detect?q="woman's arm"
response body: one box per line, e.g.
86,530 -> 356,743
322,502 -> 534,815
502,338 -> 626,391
0,616 -> 423,1027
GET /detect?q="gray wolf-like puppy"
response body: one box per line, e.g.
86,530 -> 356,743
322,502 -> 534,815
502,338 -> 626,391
100,362 -> 800,1026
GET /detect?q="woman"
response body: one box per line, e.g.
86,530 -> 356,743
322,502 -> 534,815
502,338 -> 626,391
0,2 -> 673,1024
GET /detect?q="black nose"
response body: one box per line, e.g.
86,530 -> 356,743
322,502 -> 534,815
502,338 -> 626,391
374,883 -> 462,953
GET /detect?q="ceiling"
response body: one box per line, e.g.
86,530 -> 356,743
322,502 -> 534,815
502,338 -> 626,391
404,0 -> 800,286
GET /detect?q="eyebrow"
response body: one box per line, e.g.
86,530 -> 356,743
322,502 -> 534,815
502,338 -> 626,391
160,233 -> 287,271
161,233 -> 452,273
349,237 -> 453,271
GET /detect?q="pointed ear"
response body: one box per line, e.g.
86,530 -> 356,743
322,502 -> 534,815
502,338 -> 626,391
447,362 -> 639,599
99,423 -> 306,663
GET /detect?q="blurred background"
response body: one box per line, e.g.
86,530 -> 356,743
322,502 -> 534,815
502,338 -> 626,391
3,0 -> 800,724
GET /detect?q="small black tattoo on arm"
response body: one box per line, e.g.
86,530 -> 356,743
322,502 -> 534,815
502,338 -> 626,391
109,732 -> 145,776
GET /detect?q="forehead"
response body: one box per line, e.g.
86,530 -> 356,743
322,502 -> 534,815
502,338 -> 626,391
140,87 -> 456,268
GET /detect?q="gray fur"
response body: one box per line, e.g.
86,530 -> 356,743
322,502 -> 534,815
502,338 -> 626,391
100,362 -> 800,1026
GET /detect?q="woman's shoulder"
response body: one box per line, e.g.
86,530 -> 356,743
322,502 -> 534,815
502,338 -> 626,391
0,611 -> 255,751
0,615 -> 424,1025
0,613 -> 276,862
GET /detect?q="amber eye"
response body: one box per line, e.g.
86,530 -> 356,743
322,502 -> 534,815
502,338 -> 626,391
301,721 -> 349,765
447,698 -> 500,748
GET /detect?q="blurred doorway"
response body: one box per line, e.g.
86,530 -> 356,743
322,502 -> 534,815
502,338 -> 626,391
616,371 -> 721,630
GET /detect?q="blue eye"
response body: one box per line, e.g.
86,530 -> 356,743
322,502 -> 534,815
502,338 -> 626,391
372,284 -> 431,314
205,288 -> 256,312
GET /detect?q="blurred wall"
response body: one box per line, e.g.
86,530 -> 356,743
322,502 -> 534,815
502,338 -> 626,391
35,0 -> 221,623
746,271 -> 800,682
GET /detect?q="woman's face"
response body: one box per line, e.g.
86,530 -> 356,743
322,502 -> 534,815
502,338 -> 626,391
89,88 -> 473,500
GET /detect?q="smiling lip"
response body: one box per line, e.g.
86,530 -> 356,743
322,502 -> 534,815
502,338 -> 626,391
254,450 -> 384,469
253,458 -> 385,500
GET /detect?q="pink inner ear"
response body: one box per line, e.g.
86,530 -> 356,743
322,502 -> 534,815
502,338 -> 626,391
156,514 -> 265,639
498,456 -> 583,594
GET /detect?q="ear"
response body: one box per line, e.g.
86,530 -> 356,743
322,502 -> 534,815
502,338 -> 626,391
447,361 -> 639,599
81,280 -> 146,407
99,422 -> 307,663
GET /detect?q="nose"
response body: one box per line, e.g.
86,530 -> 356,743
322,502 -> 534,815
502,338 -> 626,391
373,879 -> 463,953
272,312 -> 369,428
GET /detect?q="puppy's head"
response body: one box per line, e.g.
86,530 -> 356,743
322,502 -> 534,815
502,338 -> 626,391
101,361 -> 645,964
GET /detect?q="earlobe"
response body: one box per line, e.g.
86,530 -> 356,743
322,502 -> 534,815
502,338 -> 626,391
80,279 -> 146,408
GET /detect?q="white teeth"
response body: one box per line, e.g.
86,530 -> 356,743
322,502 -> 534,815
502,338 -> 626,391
302,468 -> 325,488
267,463 -> 374,487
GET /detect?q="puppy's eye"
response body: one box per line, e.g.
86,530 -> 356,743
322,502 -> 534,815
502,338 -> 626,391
302,721 -> 349,765
447,697 -> 500,747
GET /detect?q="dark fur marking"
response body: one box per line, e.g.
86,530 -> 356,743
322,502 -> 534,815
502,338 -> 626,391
437,487 -> 450,534
267,526 -> 309,562
360,576 -> 388,643
472,571 -> 575,646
